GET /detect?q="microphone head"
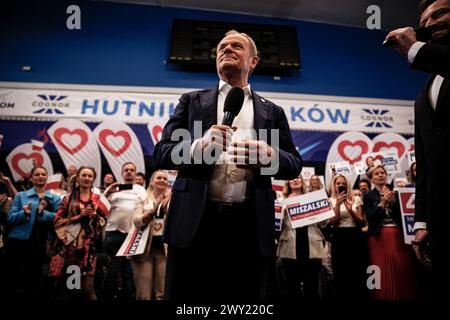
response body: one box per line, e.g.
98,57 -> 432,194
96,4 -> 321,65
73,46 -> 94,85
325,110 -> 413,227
223,87 -> 245,117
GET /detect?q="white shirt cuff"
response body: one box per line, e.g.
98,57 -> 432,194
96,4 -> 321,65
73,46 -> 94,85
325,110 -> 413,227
413,221 -> 427,231
190,138 -> 202,161
407,41 -> 426,64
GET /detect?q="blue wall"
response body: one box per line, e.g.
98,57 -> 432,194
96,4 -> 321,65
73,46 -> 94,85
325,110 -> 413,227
0,0 -> 427,100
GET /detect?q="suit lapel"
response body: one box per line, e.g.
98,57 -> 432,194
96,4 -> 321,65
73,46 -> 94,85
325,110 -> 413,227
199,87 -> 218,132
252,91 -> 271,131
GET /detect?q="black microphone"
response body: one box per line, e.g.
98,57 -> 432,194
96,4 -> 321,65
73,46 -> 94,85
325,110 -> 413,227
383,26 -> 433,47
222,87 -> 245,126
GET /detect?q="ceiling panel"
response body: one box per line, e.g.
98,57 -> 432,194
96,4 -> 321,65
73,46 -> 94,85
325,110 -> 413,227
99,0 -> 421,30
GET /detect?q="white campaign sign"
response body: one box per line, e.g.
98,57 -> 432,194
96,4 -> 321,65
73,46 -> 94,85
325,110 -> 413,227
398,188 -> 416,244
283,189 -> 335,228
116,223 -> 150,257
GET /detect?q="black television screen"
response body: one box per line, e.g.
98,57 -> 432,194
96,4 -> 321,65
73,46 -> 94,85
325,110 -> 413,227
168,19 -> 301,76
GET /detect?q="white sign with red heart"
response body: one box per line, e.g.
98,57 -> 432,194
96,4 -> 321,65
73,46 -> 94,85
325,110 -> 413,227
94,120 -> 145,183
325,131 -> 413,187
147,118 -> 168,147
47,119 -> 101,186
6,143 -> 54,182
152,218 -> 164,236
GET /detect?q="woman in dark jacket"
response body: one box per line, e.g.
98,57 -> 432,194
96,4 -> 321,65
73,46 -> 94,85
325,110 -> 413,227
363,165 -> 418,300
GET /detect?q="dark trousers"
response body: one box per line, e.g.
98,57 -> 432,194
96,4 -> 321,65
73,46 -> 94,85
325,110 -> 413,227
4,237 -> 44,299
331,227 -> 368,300
165,201 -> 271,301
281,258 -> 322,300
102,230 -> 134,301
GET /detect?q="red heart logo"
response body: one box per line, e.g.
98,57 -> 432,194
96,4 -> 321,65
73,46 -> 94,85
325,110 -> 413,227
98,129 -> 131,157
153,222 -> 163,231
337,140 -> 369,164
373,141 -> 406,159
151,125 -> 163,144
11,152 -> 44,177
54,128 -> 88,155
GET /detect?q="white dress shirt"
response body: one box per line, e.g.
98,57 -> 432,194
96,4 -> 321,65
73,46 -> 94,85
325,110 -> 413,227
207,80 -> 255,203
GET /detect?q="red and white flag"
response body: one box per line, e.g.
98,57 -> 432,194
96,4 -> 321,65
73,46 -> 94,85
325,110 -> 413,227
272,178 -> 285,192
31,139 -> 44,151
46,173 -> 62,190
97,193 -> 111,215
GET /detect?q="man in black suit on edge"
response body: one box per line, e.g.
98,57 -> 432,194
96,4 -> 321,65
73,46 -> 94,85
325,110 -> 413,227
385,0 -> 450,298
153,30 -> 302,301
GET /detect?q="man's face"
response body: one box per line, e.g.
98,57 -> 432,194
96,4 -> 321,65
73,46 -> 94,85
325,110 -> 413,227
122,164 -> 136,183
68,165 -> 77,177
420,0 -> 450,43
359,182 -> 370,193
103,173 -> 114,186
135,175 -> 145,186
216,33 -> 258,81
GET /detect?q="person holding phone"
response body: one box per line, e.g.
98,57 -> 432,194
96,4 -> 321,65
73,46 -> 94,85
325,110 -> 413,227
363,165 -> 419,300
102,162 -> 148,301
328,174 -> 367,300
5,166 -> 61,298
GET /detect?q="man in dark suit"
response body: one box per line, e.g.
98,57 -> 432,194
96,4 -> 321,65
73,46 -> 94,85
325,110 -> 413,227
384,0 -> 450,297
153,30 -> 302,300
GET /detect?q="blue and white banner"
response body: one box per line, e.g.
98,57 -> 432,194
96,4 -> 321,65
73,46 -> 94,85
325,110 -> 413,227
0,88 -> 414,134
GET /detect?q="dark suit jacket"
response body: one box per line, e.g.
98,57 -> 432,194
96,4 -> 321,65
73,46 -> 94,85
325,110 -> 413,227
363,187 -> 402,236
153,86 -> 302,257
411,42 -> 450,240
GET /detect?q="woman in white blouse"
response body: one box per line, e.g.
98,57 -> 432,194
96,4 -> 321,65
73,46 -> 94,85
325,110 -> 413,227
131,170 -> 170,300
278,175 -> 326,300
328,174 -> 367,300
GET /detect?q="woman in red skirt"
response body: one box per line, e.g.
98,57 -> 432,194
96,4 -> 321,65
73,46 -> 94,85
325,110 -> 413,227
363,165 -> 419,300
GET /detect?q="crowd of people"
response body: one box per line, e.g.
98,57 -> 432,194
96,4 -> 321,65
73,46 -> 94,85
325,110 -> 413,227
0,160 -> 428,301
0,163 -> 171,300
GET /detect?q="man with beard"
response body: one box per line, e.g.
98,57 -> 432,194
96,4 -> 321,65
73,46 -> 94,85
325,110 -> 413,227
384,0 -> 450,298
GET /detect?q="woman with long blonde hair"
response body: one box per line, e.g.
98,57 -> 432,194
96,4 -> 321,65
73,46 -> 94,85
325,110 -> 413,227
131,170 -> 171,300
328,174 -> 367,299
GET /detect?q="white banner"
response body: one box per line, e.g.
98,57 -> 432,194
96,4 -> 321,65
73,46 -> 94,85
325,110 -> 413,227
6,143 -> 54,181
398,188 -> 416,245
47,119 -> 101,186
93,120 -> 145,183
0,88 -> 414,133
116,224 -> 150,257
283,189 -> 335,228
